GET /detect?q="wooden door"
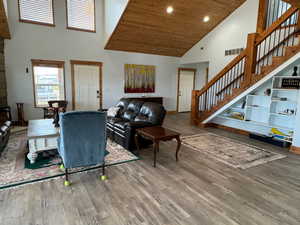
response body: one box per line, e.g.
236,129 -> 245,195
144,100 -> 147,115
178,69 -> 195,112
71,61 -> 103,111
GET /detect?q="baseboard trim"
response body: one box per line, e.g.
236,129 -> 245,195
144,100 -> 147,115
197,122 -> 214,128
208,123 -> 250,136
167,111 -> 177,115
290,146 -> 300,155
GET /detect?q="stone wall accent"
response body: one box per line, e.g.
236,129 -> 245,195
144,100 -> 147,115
0,38 -> 7,107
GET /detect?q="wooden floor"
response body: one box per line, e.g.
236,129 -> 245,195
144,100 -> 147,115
1,113 -> 300,225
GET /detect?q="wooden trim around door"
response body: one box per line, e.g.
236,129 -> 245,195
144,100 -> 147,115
70,60 -> 103,110
176,68 -> 196,113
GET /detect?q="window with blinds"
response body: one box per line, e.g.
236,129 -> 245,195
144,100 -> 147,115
18,0 -> 55,26
66,0 -> 95,32
32,60 -> 66,107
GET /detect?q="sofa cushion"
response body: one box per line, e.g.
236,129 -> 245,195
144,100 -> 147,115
123,111 -> 137,121
116,98 -> 131,116
134,102 -> 166,125
121,100 -> 144,121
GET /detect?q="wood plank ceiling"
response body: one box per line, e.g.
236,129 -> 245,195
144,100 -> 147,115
105,0 -> 246,57
0,0 -> 10,39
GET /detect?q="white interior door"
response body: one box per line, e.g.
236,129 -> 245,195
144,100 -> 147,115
74,65 -> 100,111
178,70 -> 195,112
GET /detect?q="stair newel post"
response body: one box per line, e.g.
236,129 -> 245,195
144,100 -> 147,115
244,33 -> 258,88
256,0 -> 268,34
191,90 -> 200,125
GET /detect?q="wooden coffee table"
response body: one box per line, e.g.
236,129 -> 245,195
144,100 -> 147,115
135,126 -> 181,167
27,119 -> 59,164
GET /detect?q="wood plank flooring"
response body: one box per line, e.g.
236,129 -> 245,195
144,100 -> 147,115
1,113 -> 300,225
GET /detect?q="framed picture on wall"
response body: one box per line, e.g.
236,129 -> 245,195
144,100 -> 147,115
124,64 -> 155,93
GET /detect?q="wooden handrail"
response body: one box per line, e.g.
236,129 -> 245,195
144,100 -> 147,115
195,51 -> 246,97
257,30 -> 297,63
282,0 -> 300,8
256,7 -> 298,45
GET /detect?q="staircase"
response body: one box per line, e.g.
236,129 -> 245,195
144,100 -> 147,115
191,5 -> 300,126
283,0 -> 300,8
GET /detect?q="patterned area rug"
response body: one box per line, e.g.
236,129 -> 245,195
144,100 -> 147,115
0,131 -> 138,189
181,133 -> 286,169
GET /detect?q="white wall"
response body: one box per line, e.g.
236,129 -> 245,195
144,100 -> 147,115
5,0 -> 179,120
104,0 -> 128,43
180,0 -> 259,80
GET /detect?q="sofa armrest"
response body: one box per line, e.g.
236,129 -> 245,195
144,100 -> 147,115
0,106 -> 12,121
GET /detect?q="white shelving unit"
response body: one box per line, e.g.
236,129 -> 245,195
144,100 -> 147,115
215,75 -> 300,143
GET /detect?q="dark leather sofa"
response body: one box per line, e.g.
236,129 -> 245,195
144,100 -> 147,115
0,106 -> 12,155
107,98 -> 166,152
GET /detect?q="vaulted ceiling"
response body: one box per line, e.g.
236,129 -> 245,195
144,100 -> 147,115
105,0 -> 246,57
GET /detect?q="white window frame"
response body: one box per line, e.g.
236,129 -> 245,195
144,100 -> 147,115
18,0 -> 55,26
66,0 -> 96,33
31,60 -> 66,108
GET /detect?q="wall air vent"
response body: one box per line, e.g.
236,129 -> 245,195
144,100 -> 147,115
225,48 -> 244,56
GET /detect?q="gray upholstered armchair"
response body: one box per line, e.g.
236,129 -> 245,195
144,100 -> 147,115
58,111 -> 108,186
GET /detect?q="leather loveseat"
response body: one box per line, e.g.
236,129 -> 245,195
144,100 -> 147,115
0,106 -> 12,155
107,98 -> 166,152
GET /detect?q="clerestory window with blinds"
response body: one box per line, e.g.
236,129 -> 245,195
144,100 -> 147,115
66,0 -> 96,32
18,0 -> 55,26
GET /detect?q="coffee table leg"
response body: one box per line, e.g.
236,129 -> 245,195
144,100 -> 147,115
153,141 -> 159,167
27,139 -> 38,164
53,109 -> 60,127
175,136 -> 181,161
134,134 -> 140,156
27,151 -> 38,164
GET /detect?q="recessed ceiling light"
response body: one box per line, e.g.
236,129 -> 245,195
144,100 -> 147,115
203,16 -> 210,22
166,6 -> 174,14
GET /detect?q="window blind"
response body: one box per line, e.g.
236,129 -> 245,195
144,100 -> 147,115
67,0 -> 95,32
19,0 -> 54,25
